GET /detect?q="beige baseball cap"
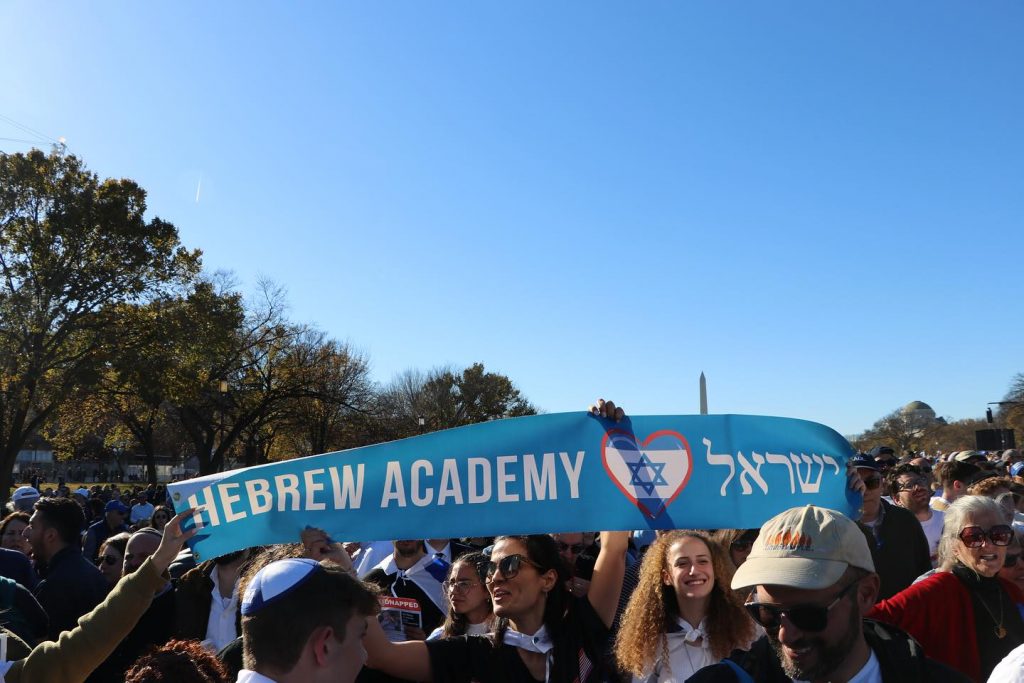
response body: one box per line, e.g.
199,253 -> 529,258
731,505 -> 875,591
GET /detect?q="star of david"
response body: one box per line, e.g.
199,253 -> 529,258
627,453 -> 668,496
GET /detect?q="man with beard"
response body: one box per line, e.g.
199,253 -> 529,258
363,540 -> 448,642
359,540 -> 448,683
687,505 -> 967,683
888,464 -> 944,566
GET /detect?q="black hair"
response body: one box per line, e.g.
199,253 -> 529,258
33,497 -> 86,546
491,534 -> 606,682
886,464 -> 925,498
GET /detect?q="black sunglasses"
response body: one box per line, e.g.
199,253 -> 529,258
959,525 -> 1014,548
97,555 -> 119,567
485,554 -> 543,582
555,542 -> 585,555
861,475 -> 883,490
744,580 -> 859,632
1005,554 -> 1021,568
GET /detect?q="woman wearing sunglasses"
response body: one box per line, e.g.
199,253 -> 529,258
96,532 -> 131,587
429,552 -> 494,640
615,531 -> 759,682
710,529 -> 758,569
868,495 -> 1024,681
364,531 -> 629,682
148,505 -> 174,532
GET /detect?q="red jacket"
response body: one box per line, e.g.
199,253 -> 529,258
867,571 -> 1024,682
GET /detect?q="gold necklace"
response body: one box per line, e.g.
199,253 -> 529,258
974,589 -> 1006,639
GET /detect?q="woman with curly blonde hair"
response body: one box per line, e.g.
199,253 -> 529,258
614,530 -> 760,682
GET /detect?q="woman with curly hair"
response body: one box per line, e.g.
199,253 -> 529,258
429,552 -> 494,640
614,530 -> 760,682
124,639 -> 229,683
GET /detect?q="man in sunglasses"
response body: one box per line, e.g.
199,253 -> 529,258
688,505 -> 967,683
851,456 -> 931,600
551,532 -> 597,597
888,464 -> 944,566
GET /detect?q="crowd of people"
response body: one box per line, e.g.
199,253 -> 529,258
0,401 -> 1022,682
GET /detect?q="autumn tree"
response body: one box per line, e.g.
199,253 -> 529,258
0,148 -> 199,495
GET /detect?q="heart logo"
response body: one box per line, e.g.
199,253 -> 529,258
601,429 -> 694,519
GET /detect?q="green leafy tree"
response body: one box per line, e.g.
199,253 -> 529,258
0,148 -> 199,495
375,362 -> 537,440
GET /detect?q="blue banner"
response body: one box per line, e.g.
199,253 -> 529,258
168,412 -> 859,561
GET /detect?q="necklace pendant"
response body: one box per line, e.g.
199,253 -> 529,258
995,625 -> 1007,639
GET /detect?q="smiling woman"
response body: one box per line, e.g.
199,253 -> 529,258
614,531 -> 760,682
868,496 -> 1024,681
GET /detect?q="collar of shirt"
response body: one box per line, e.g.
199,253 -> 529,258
237,669 -> 278,683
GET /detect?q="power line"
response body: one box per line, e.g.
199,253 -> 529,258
0,113 -> 60,146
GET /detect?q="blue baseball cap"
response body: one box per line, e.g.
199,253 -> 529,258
851,454 -> 879,471
104,500 -> 129,514
242,558 -> 323,616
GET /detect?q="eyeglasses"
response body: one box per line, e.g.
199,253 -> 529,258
730,540 -> 755,552
555,542 -> 585,555
896,479 -> 928,492
442,579 -> 481,594
861,476 -> 883,490
97,555 -> 119,567
485,554 -> 543,582
958,525 -> 1014,548
1005,554 -> 1021,568
744,580 -> 859,632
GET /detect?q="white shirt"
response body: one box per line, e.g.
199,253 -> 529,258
426,540 -> 452,564
988,642 -> 1024,683
794,649 -> 880,683
237,670 -> 278,683
203,565 -> 240,652
354,541 -> 395,578
918,508 -> 945,566
427,620 -> 489,640
130,501 -> 155,523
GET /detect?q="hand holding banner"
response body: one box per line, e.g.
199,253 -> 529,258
168,412 -> 858,561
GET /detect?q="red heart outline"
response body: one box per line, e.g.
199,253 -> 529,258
601,429 -> 694,519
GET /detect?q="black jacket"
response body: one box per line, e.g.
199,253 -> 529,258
685,619 -> 970,683
858,499 -> 932,600
33,545 -> 109,641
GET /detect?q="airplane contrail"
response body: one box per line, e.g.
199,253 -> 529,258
195,174 -> 203,203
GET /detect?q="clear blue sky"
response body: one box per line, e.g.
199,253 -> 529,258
3,3 -> 1022,437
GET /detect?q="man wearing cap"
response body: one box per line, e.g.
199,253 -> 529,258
851,456 -> 931,600
9,486 -> 40,513
83,499 -> 129,563
688,505 -> 968,683
238,557 -> 379,683
871,446 -> 897,473
26,497 -> 110,640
